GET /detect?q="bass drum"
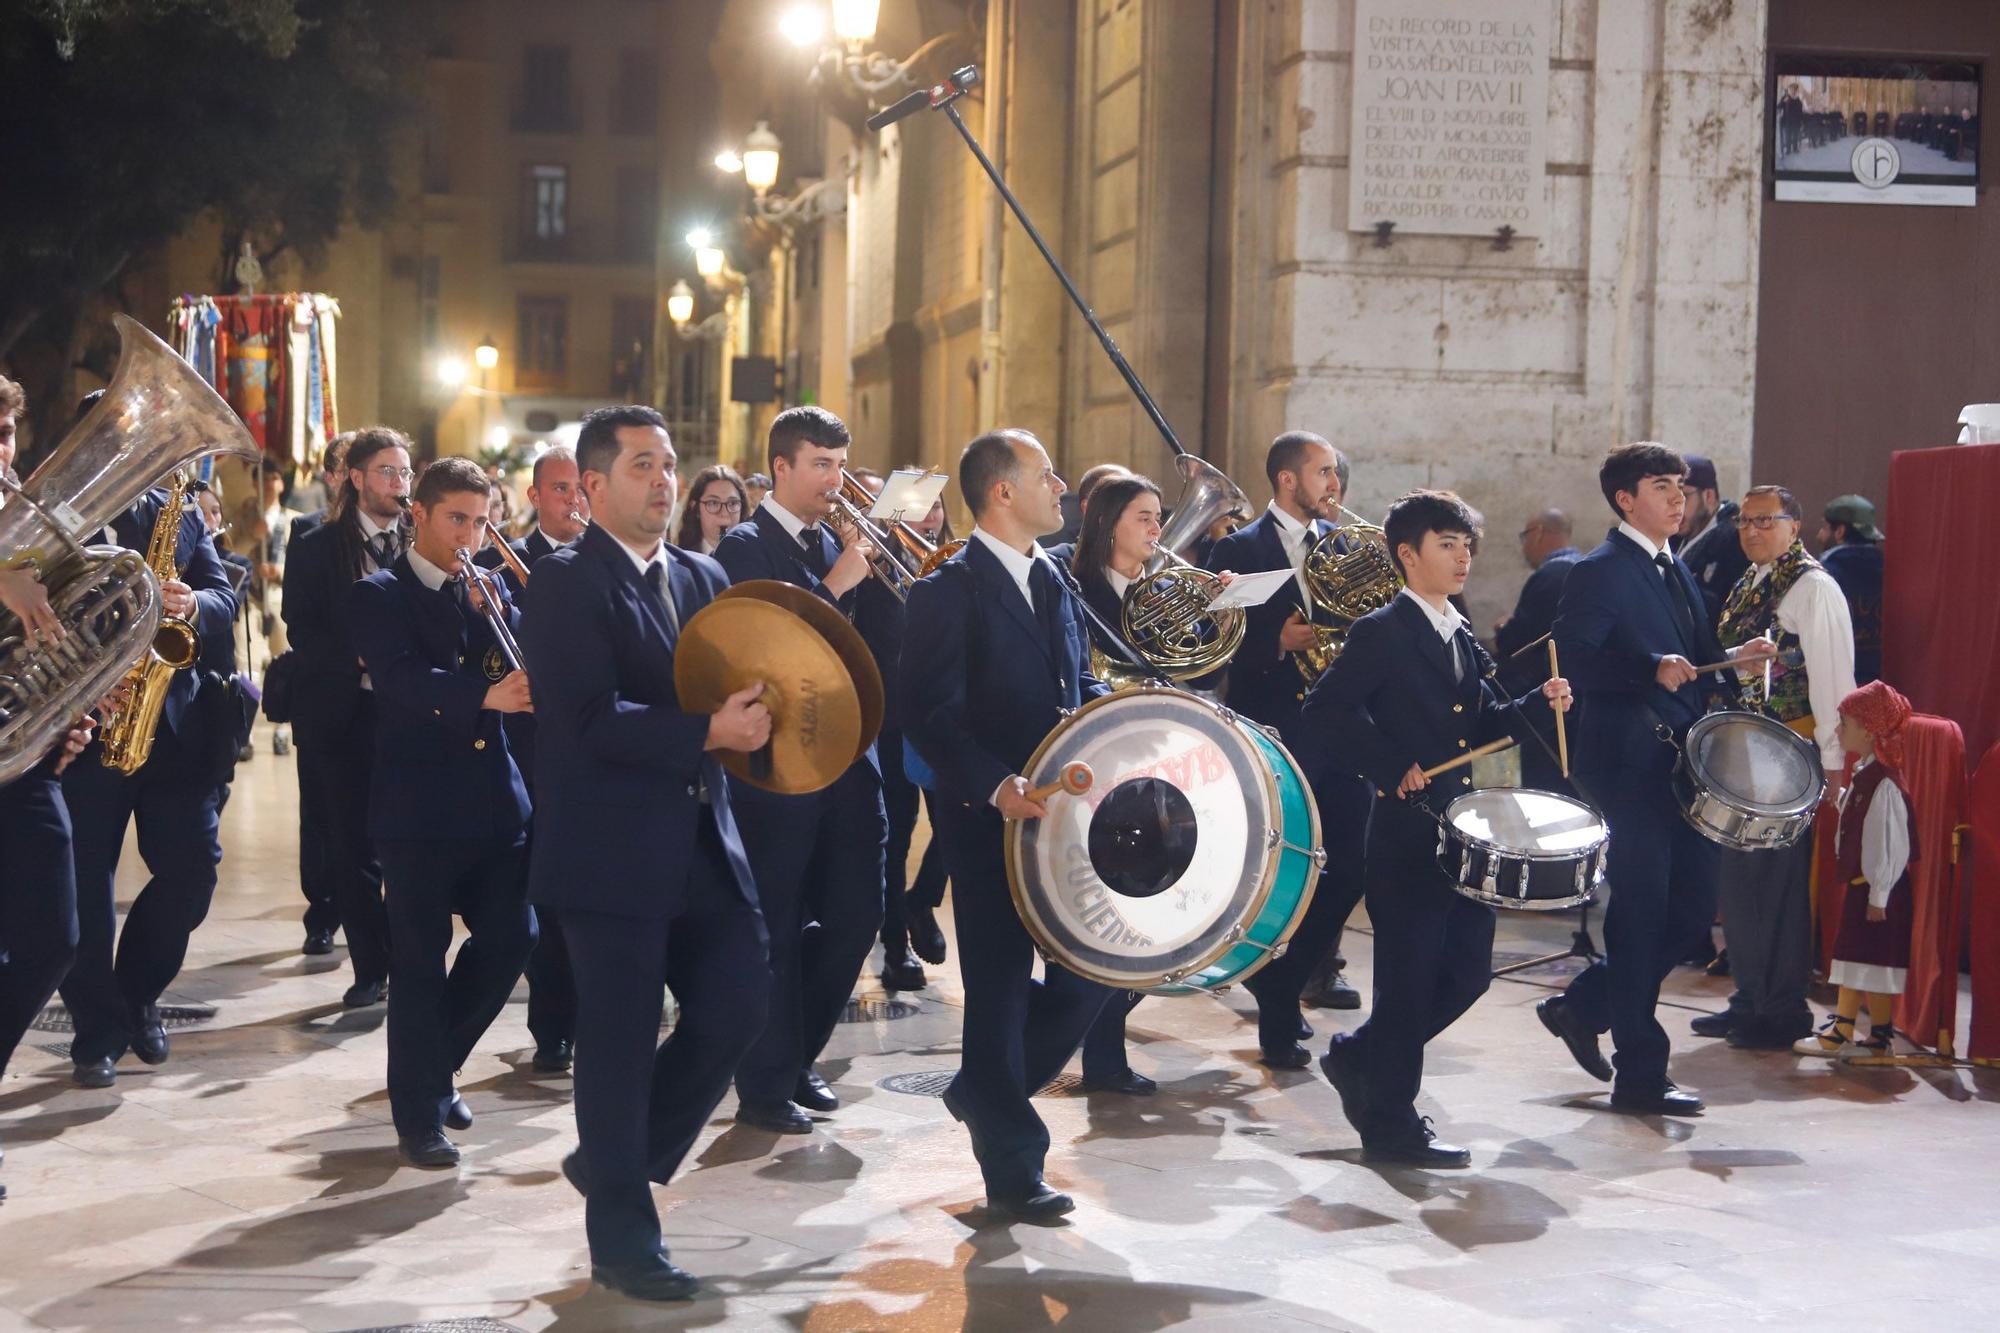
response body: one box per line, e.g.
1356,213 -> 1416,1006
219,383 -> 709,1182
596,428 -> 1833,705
1005,686 -> 1325,994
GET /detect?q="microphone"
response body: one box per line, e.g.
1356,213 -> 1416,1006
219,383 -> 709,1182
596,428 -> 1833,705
865,88 -> 929,133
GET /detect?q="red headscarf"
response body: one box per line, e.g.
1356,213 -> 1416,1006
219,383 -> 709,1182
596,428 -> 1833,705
1839,680 -> 1913,771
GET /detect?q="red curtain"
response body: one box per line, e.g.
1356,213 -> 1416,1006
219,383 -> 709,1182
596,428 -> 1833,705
1893,717 -> 1966,1050
1971,741 -> 2000,1061
1886,444 -> 2000,763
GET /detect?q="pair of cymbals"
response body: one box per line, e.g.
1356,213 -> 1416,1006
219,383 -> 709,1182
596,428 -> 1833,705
674,580 -> 883,795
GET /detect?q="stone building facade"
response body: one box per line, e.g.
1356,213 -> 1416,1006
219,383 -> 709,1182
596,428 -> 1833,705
714,0 -> 1768,625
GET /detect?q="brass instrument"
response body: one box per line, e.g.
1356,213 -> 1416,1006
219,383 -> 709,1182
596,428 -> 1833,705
1118,454 -> 1251,681
0,314 -> 260,784
481,517 -> 532,586
826,470 -> 918,601
1295,503 -> 1400,684
454,546 -> 525,672
98,470 -> 201,773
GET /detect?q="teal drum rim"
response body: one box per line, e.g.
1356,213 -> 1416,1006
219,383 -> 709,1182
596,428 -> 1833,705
1155,723 -> 1323,993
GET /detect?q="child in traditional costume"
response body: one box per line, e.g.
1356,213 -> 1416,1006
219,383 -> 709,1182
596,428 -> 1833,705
1795,681 -> 1917,1060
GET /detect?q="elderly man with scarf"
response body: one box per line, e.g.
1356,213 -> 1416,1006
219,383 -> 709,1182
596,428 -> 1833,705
1694,484 -> 1855,1050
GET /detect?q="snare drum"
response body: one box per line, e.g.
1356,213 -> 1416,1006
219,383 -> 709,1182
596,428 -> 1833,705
1435,788 -> 1608,911
1673,710 -> 1825,850
1005,686 -> 1324,993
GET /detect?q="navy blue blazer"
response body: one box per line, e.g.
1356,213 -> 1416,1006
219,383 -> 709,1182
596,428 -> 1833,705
348,556 -> 531,844
283,515 -> 394,741
713,503 -> 880,777
1677,502 -> 1749,629
1493,546 -> 1580,692
1302,594 -> 1551,861
1553,529 -> 1728,787
900,537 -> 1108,809
107,488 -> 237,735
1204,509 -> 1330,739
517,523 -> 755,917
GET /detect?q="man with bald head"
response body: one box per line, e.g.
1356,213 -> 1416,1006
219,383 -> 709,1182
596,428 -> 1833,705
901,428 -> 1113,1222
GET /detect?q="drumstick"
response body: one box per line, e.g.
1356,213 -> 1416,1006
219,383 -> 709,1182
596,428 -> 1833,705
1420,738 -> 1515,780
1025,761 -> 1093,805
1686,648 -> 1777,674
1548,639 -> 1568,779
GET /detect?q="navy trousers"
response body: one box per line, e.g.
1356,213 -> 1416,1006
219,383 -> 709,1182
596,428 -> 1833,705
0,769 -> 79,1077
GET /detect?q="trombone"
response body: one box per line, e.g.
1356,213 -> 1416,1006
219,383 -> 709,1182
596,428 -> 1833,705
826,469 -> 918,601
480,516 -> 532,586
453,546 -> 526,673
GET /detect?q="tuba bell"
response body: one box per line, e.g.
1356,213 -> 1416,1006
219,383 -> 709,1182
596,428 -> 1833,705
1118,453 -> 1252,681
0,314 -> 262,784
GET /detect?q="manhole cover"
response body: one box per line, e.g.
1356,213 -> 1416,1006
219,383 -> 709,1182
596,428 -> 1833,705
31,1003 -> 214,1035
838,997 -> 919,1024
876,1070 -> 1083,1098
878,1070 -> 955,1097
336,1322 -> 526,1333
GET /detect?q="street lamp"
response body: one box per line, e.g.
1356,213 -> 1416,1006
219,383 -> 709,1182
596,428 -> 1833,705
741,121 -> 782,196
473,336 -> 498,373
667,280 -> 695,327
689,228 -> 726,279
778,5 -> 825,48
437,355 -> 467,388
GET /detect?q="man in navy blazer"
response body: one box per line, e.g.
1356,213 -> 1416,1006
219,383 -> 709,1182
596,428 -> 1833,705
902,428 -> 1113,1222
713,406 -> 887,1135
282,429 -> 414,1001
521,405 -> 772,1302
59,482 -> 239,1088
1303,490 -> 1569,1166
1536,443 -> 1755,1115
470,443 -> 589,1073
1205,432 -> 1369,1050
349,458 -> 537,1169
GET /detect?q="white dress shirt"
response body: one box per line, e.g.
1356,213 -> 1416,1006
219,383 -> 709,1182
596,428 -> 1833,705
1105,568 -> 1133,600
1837,760 -> 1912,910
406,546 -> 452,592
969,526 -> 1056,806
1744,559 -> 1857,768
1266,501 -> 1316,605
358,508 -> 397,571
760,497 -> 823,550
1617,520 -> 1673,572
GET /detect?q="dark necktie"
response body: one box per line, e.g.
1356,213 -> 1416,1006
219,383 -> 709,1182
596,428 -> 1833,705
370,531 -> 397,569
1030,558 -> 1061,646
645,560 -> 680,637
799,528 -> 829,579
447,576 -> 471,619
1654,552 -> 1697,645
1451,629 -> 1470,684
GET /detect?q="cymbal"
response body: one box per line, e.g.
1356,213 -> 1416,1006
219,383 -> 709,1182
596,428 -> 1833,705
675,580 -> 883,795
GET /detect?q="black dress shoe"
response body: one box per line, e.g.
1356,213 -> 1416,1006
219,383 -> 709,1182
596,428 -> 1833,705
880,947 -> 928,992
794,1070 -> 839,1112
1078,1068 -> 1157,1096
445,1093 -> 473,1130
1537,995 -> 1612,1082
533,1038 -> 574,1073
560,1149 -> 589,1198
129,1004 -> 169,1065
1363,1120 -> 1471,1169
907,906 -> 948,966
398,1130 -> 461,1168
735,1100 -> 814,1134
72,1056 -> 116,1089
302,927 -> 336,956
1259,1042 -> 1312,1070
1303,971 -> 1363,1011
990,1180 -> 1075,1222
343,976 -> 387,1009
592,1253 -> 698,1301
1318,1043 -> 1371,1134
1690,1010 -> 1736,1038
1610,1084 -> 1705,1115
1295,1014 -> 1314,1040
1705,949 -> 1731,978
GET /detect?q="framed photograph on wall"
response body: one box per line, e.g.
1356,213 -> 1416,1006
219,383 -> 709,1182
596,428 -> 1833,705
1771,56 -> 1979,206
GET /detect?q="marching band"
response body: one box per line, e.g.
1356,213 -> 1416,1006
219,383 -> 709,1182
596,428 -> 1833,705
0,322 -> 1813,1295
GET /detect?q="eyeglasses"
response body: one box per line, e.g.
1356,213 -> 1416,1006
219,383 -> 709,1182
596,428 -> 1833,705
699,496 -> 743,515
1733,514 -> 1796,531
369,466 -> 416,482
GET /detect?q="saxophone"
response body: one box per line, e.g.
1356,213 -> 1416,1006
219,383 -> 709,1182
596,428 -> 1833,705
98,470 -> 201,774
